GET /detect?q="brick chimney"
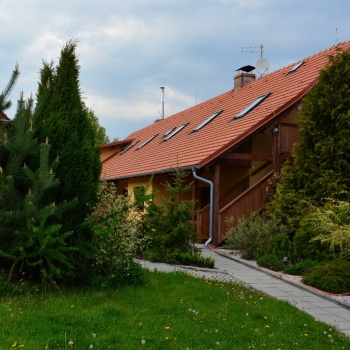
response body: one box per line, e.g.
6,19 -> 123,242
234,65 -> 256,89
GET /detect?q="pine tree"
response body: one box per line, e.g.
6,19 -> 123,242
0,94 -> 76,284
268,48 -> 350,228
35,39 -> 101,232
0,64 -> 19,112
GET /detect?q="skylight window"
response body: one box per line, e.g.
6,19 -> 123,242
120,140 -> 139,155
163,127 -> 176,137
137,134 -> 158,150
163,122 -> 189,141
287,61 -> 304,75
193,110 -> 223,132
233,93 -> 271,120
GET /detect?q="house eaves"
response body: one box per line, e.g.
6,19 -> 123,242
101,164 -> 198,182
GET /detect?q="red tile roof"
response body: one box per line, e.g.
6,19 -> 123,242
101,41 -> 350,180
0,111 -> 10,121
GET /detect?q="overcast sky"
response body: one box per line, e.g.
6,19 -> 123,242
1,0 -> 349,141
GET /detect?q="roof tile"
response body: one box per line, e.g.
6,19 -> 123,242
102,41 -> 350,180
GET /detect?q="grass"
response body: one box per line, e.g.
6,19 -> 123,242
1,270 -> 350,349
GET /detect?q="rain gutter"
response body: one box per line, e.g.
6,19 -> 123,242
192,166 -> 214,246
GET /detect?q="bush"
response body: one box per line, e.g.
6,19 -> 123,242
87,182 -> 147,287
302,259 -> 350,294
225,213 -> 292,260
283,259 -> 319,276
92,256 -> 144,289
144,168 -> 201,265
173,252 -> 215,268
256,254 -> 284,271
266,234 -> 295,261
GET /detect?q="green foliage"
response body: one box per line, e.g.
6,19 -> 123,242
308,200 -> 350,258
173,252 -> 215,268
87,182 -> 147,286
33,40 -> 102,282
0,63 -> 19,112
92,256 -> 144,289
294,200 -> 350,262
0,94 -> 77,286
34,39 -> 101,233
302,259 -> 350,294
86,108 -> 110,146
268,49 -> 350,231
256,254 -> 284,271
144,168 -> 198,263
225,213 -> 292,260
283,259 -> 319,276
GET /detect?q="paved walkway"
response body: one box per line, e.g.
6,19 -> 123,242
136,245 -> 350,338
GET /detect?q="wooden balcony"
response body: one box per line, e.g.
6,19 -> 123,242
196,171 -> 273,245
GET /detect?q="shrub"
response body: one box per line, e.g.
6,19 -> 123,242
266,234 -> 295,261
256,254 -> 284,271
92,256 -> 144,289
87,182 -> 147,286
294,200 -> 350,262
144,168 -> 200,264
302,259 -> 350,294
173,252 -> 215,268
225,213 -> 292,260
283,259 -> 319,276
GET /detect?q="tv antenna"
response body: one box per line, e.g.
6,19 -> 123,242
242,44 -> 264,58
242,43 -> 270,76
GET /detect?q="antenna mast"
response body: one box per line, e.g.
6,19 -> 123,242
242,44 -> 264,58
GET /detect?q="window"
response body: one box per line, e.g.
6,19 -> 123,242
163,122 -> 189,141
287,61 -> 304,75
120,140 -> 139,155
163,127 -> 176,137
233,93 -> 271,120
192,110 -> 223,132
137,134 -> 158,150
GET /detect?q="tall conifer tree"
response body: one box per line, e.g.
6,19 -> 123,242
35,40 -> 101,233
269,48 -> 350,227
0,94 -> 76,283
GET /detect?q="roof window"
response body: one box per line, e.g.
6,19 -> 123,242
192,110 -> 223,132
287,61 -> 304,75
137,134 -> 158,150
163,127 -> 176,137
233,93 -> 271,120
163,122 -> 189,141
120,140 -> 139,155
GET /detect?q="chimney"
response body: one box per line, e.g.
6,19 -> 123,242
234,65 -> 256,89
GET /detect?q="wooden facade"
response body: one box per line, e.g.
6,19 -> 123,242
195,118 -> 299,245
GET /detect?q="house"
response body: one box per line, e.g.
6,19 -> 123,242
101,41 -> 350,246
0,111 -> 10,122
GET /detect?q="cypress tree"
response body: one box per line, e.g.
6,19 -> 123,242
35,39 -> 101,233
269,48 -> 350,228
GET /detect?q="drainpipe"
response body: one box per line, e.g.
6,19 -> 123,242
192,167 -> 214,246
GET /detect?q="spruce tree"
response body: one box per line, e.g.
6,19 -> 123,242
35,39 -> 101,233
0,94 -> 76,284
269,48 -> 350,228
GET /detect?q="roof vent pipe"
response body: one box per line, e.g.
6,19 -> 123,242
160,87 -> 165,119
192,167 -> 214,246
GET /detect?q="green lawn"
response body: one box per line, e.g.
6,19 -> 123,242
1,270 -> 349,349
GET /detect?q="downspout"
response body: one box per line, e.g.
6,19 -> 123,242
192,167 -> 214,246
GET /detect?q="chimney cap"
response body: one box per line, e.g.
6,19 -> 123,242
236,65 -> 255,73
